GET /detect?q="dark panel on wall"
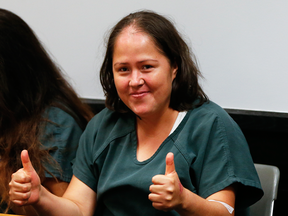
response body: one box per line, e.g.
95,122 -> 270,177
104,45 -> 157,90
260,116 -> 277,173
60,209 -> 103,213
82,98 -> 107,114
83,99 -> 286,216
227,109 -> 287,216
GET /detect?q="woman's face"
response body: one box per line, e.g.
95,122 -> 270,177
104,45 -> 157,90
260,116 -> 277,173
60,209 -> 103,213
112,26 -> 177,118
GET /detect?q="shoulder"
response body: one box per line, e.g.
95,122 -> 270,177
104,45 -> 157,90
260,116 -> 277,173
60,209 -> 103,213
174,100 -> 247,166
186,100 -> 246,144
41,106 -> 83,147
85,108 -> 134,137
80,108 -> 135,154
187,101 -> 238,130
190,101 -> 230,119
44,106 -> 78,126
174,101 -> 241,153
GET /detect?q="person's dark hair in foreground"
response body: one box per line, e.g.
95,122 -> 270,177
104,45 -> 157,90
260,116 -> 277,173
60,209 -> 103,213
8,10 -> 263,216
0,8 -> 93,214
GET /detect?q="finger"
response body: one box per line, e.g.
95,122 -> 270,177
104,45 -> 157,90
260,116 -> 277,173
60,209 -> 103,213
9,189 -> 30,200
11,169 -> 32,183
21,150 -> 34,173
152,203 -> 162,210
165,152 -> 175,175
150,197 -> 169,211
151,175 -> 170,184
9,180 -> 32,193
148,192 -> 161,202
149,183 -> 165,193
9,191 -> 31,206
10,199 -> 28,207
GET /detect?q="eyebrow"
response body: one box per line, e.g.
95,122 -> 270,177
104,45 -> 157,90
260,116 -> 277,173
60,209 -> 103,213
113,62 -> 127,67
139,59 -> 158,63
113,59 -> 158,67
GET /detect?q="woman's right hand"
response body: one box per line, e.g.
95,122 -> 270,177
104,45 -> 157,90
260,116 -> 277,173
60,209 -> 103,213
9,150 -> 41,206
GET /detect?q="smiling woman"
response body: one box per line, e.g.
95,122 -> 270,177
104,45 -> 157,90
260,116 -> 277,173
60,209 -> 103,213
112,25 -> 178,120
9,10 -> 263,216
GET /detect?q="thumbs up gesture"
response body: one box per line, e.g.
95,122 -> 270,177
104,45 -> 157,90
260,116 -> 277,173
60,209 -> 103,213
149,152 -> 184,212
9,150 -> 41,206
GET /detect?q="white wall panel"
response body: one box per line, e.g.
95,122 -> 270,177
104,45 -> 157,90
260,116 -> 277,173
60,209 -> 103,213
1,0 -> 287,112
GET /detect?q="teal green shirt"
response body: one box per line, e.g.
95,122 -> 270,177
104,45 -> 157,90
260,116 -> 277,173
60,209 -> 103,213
73,101 -> 263,215
41,106 -> 83,182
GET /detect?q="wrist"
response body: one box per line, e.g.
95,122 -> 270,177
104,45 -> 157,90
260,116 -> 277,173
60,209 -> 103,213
174,187 -> 196,215
32,185 -> 44,207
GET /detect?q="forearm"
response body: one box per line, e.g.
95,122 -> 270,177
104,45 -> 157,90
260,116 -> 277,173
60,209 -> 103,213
175,188 -> 234,216
32,186 -> 83,216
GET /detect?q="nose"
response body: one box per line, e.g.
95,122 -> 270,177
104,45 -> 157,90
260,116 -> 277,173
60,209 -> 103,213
129,70 -> 144,87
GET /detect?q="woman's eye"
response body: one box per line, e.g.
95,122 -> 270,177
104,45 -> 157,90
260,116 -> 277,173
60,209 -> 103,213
119,67 -> 128,72
142,65 -> 152,70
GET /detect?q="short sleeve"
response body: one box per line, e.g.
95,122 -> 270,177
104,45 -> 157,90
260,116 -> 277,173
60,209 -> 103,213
186,102 -> 263,209
41,107 -> 83,182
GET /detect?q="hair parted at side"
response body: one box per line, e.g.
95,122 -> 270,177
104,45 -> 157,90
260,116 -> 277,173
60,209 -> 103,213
0,8 -> 93,209
100,10 -> 208,113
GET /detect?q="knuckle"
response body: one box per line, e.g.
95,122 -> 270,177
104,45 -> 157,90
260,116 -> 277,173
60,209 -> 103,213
166,194 -> 173,201
11,173 -> 16,180
148,193 -> 152,200
17,200 -> 26,206
26,184 -> 32,192
152,202 -> 161,210
22,192 -> 30,200
20,175 -> 27,182
23,184 -> 29,192
167,186 -> 174,193
169,178 -> 175,185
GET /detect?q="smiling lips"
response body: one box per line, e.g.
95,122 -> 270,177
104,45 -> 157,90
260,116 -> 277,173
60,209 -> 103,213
130,91 -> 149,98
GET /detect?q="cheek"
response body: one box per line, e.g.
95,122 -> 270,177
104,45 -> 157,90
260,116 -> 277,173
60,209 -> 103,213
114,77 -> 127,95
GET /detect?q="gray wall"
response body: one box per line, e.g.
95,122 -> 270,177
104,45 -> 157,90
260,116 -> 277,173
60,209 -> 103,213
1,0 -> 288,112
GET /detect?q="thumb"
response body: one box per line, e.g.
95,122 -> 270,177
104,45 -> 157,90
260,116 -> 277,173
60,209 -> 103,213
21,150 -> 34,173
165,152 -> 176,175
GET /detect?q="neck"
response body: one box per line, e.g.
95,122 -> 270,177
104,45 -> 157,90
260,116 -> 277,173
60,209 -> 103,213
136,108 -> 179,138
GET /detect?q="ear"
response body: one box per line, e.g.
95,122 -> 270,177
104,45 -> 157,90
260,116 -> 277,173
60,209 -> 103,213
172,63 -> 178,80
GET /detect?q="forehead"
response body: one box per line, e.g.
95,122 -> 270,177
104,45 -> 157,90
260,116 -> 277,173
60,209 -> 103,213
115,26 -> 155,45
113,26 -> 164,55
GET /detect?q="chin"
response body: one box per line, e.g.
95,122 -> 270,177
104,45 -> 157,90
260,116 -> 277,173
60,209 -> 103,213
129,104 -> 157,117
132,109 -> 157,119
130,108 -> 149,116
132,110 -> 148,117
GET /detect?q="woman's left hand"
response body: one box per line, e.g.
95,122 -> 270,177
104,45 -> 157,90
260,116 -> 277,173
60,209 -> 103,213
148,152 -> 184,211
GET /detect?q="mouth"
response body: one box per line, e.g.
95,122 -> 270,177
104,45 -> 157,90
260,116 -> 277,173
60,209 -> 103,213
130,91 -> 149,98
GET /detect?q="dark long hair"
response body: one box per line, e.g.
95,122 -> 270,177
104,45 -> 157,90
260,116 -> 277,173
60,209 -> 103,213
0,8 -> 93,206
100,10 -> 208,113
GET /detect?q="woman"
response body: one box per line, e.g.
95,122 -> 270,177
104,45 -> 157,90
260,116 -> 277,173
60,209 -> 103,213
9,10 -> 263,215
0,8 -> 93,214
